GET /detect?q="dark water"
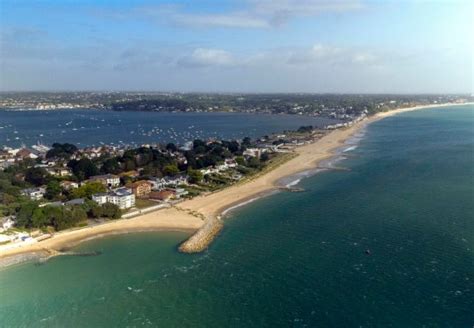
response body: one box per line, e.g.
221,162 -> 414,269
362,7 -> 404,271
0,110 -> 338,148
0,105 -> 473,327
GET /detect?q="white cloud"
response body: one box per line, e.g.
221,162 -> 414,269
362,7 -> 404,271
171,12 -> 269,29
252,0 -> 364,26
178,48 -> 236,67
133,0 -> 363,29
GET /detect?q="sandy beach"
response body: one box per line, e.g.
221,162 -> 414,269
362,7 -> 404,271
0,102 -> 471,263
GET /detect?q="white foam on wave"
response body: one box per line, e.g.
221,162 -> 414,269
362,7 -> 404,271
221,192 -> 279,216
285,178 -> 301,188
342,145 -> 358,152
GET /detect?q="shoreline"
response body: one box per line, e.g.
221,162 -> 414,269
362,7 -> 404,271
1,102 -> 472,265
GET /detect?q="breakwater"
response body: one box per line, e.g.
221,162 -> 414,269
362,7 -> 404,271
178,217 -> 223,253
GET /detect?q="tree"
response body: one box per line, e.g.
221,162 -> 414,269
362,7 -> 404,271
25,167 -> 48,186
227,140 -> 240,153
163,164 -> 179,177
187,169 -> 203,184
102,203 -> 121,219
242,137 -> 252,147
101,158 -> 121,174
31,208 -> 50,228
71,206 -> 87,224
45,206 -> 67,230
90,204 -> 103,218
45,180 -> 61,200
166,143 -> 178,152
247,157 -> 261,169
69,158 -> 99,180
16,202 -> 38,227
235,156 -> 245,166
260,153 -> 270,162
46,143 -> 77,159
71,182 -> 106,199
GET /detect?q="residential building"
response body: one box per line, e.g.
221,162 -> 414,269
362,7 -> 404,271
87,174 -> 120,188
149,190 -> 176,201
46,167 -> 72,177
126,180 -> 152,197
0,216 -> 15,232
148,176 -> 188,190
243,148 -> 262,158
21,187 -> 46,201
60,180 -> 79,190
92,187 -> 135,209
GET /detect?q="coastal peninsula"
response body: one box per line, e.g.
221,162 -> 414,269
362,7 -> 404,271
0,102 -> 471,265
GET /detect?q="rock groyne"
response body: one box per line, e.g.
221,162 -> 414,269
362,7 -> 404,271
179,217 -> 223,253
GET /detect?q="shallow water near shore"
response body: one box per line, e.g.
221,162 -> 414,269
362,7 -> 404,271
1,105 -> 473,327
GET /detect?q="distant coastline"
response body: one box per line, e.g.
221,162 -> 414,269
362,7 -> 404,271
1,102 -> 472,266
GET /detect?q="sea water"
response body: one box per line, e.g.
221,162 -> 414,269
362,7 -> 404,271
0,105 -> 472,327
0,110 -> 338,148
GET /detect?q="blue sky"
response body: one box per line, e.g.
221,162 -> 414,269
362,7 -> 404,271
0,0 -> 472,93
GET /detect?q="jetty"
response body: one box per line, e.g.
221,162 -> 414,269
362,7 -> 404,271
179,217 -> 223,253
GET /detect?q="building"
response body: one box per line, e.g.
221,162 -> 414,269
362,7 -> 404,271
15,148 -> 38,161
60,180 -> 79,190
21,187 -> 46,201
126,180 -> 152,197
65,198 -> 85,206
92,187 -> 135,209
243,148 -> 262,158
149,190 -> 176,202
46,167 -> 72,177
0,216 -> 15,233
148,176 -> 187,191
87,174 -> 120,188
174,188 -> 189,198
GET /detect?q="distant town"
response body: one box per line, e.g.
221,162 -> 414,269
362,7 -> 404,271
1,92 -> 472,120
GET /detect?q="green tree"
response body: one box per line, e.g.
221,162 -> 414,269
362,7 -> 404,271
46,143 -> 77,159
16,202 -> 38,227
25,167 -> 48,186
90,204 -> 103,218
242,137 -> 252,147
44,206 -> 66,230
235,156 -> 245,166
69,158 -> 99,180
187,169 -> 203,184
102,203 -> 121,219
166,143 -> 178,152
71,206 -> 88,224
45,180 -> 61,200
101,158 -> 121,174
247,157 -> 261,169
163,164 -> 179,177
31,207 -> 50,228
71,182 -> 106,199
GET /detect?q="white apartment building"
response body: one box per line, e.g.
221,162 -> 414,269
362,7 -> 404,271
92,187 -> 135,210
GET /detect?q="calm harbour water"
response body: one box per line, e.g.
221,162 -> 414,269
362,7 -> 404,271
0,110 -> 338,148
0,105 -> 473,327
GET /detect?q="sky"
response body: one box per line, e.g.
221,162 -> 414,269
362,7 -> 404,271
0,0 -> 472,93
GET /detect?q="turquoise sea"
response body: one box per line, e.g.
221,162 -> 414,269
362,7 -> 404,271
0,105 -> 473,327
